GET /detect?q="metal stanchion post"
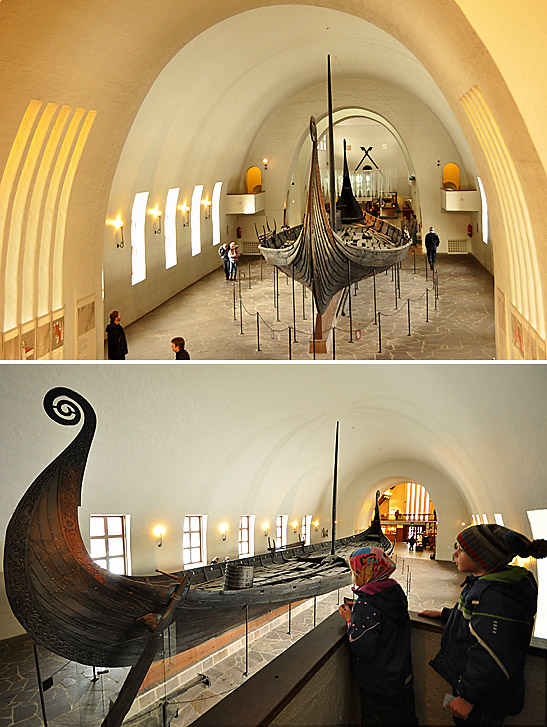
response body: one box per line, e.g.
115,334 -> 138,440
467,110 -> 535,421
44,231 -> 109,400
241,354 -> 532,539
397,262 -> 401,298
288,327 -> 292,360
244,605 -> 249,676
302,282 -> 306,320
276,268 -> 280,322
434,275 -> 438,310
413,248 -> 416,274
292,265 -> 296,342
373,268 -> 377,324
273,265 -> 276,308
407,299 -> 411,336
312,297 -> 316,360
238,269 -> 241,299
394,266 -> 398,309
33,643 -> 49,727
332,326 -> 336,360
378,312 -> 382,353
348,261 -> 353,342
256,312 -> 260,351
233,282 -> 236,321
288,602 -> 292,634
425,253 -> 428,281
239,297 -> 244,334
426,288 -> 429,322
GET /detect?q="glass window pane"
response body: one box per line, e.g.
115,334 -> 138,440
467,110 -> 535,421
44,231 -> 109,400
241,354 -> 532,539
90,540 -> 106,558
183,533 -> 190,548
191,548 -> 201,563
182,548 -> 190,563
95,559 -> 107,569
131,191 -> 148,285
190,516 -> 200,530
183,516 -> 189,530
107,517 -> 122,535
109,557 -> 125,575
108,537 -> 124,556
191,532 -> 200,547
90,517 -> 105,537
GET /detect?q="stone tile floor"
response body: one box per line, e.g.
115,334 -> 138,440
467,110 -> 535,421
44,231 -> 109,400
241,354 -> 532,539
0,544 -> 461,726
122,251 -> 496,361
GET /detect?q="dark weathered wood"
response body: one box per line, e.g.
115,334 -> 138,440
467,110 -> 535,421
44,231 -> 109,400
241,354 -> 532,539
102,571 -> 192,727
4,388 -> 393,672
258,116 -> 411,314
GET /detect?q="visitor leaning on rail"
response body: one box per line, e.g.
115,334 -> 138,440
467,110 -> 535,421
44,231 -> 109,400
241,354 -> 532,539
338,546 -> 418,727
419,525 -> 547,726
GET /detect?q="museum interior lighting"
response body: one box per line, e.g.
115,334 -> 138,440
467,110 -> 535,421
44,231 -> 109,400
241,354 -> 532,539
219,523 -> 228,541
178,202 -> 190,227
147,206 -> 162,234
106,216 -> 124,248
201,197 -> 211,220
262,521 -> 269,537
152,524 -> 166,547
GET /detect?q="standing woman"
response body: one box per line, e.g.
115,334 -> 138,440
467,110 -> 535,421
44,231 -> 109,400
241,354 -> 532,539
105,310 -> 128,360
228,242 -> 240,280
420,525 -> 547,725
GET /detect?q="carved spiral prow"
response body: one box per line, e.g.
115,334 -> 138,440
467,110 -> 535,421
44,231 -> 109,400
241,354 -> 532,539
43,387 -> 94,427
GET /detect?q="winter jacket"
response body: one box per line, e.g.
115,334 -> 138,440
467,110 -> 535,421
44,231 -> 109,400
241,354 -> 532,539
424,231 -> 440,249
347,579 -> 414,696
430,566 -> 537,716
105,322 -> 128,360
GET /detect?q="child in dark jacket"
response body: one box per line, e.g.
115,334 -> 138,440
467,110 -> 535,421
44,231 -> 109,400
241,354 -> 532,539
339,546 -> 418,726
420,524 -> 547,725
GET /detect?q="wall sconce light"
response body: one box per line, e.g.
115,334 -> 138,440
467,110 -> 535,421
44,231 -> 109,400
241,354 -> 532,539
107,216 -> 124,248
292,520 -> 298,533
313,520 -> 319,531
262,157 -> 268,170
148,206 -> 162,234
321,527 -> 329,538
262,521 -> 269,537
178,202 -> 190,227
219,523 -> 229,541
152,524 -> 166,547
201,198 -> 211,220
461,522 -> 466,527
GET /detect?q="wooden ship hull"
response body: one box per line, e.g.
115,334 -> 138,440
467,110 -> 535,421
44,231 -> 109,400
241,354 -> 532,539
258,118 -> 411,315
3,387 -> 392,669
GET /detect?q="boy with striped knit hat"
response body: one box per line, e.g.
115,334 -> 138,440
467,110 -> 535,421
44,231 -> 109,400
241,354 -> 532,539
420,524 -> 547,725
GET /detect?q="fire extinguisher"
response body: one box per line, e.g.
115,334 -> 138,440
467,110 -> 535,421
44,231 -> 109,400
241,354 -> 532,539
236,226 -> 242,239
467,224 -> 473,238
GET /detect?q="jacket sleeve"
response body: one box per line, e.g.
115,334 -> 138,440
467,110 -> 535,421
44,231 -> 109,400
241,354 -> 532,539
457,586 -> 532,704
347,600 -> 382,659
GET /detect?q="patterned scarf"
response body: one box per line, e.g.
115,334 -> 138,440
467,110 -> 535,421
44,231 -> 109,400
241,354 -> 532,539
349,546 -> 396,584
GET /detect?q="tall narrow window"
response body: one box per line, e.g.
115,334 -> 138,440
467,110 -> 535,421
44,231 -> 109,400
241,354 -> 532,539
238,515 -> 255,558
276,515 -> 288,549
494,513 -> 504,525
131,192 -> 149,285
89,515 -> 131,575
165,187 -> 179,269
183,515 -> 207,568
477,176 -> 489,244
191,185 -> 203,256
301,515 -> 312,546
212,181 -> 222,246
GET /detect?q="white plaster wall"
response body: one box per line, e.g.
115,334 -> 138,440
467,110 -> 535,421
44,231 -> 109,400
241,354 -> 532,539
1,363 -> 545,639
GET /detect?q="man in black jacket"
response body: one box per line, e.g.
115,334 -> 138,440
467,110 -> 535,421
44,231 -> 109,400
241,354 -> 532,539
105,310 -> 128,360
171,337 -> 190,360
424,226 -> 440,270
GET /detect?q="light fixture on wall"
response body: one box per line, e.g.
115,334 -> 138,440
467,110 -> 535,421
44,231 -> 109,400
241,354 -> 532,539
313,520 -> 319,531
178,202 -> 190,227
262,157 -> 268,170
292,520 -> 298,533
106,216 -> 124,248
148,206 -> 162,234
152,524 -> 166,547
219,523 -> 228,541
201,198 -> 211,220
262,521 -> 269,537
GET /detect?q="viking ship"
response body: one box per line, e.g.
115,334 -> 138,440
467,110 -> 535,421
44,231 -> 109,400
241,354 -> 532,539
258,117 -> 412,315
4,387 -> 393,724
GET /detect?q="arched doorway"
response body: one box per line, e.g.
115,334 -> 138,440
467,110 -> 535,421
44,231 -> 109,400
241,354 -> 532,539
378,482 -> 437,554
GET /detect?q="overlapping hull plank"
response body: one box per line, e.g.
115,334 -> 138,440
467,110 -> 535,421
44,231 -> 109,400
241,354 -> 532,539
4,388 -> 392,668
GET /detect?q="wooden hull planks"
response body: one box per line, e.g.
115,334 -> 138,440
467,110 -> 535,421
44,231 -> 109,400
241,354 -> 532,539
259,117 -> 411,315
4,388 -> 393,668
